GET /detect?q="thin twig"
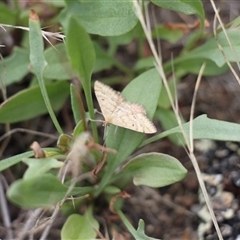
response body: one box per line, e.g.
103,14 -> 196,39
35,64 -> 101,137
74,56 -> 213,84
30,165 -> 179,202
0,175 -> 13,240
0,128 -> 58,143
17,207 -> 58,239
0,123 -> 11,158
15,209 -> 43,240
39,209 -> 58,240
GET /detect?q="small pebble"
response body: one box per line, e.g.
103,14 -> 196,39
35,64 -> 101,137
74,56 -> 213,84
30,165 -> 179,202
230,171 -> 240,187
221,224 -> 232,237
226,142 -> 239,152
215,149 -> 229,158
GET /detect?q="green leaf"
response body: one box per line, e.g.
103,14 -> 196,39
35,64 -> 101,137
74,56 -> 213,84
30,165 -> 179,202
103,185 -> 121,195
182,115 -> 240,142
230,15 -> 240,28
72,121 -> 85,140
134,57 -> 155,71
136,57 -> 229,77
0,2 -> 17,25
93,42 -> 114,72
7,174 -> 69,208
61,212 -> 99,240
0,151 -> 33,172
0,148 -> 64,173
141,115 -> 240,147
7,174 -> 92,208
158,78 -> 178,109
22,158 -> 64,179
42,0 -> 66,7
0,47 -> 29,87
95,68 -> 162,196
136,220 -> 161,240
57,134 -> 72,153
151,0 -> 204,25
66,17 -> 98,142
29,13 -> 47,81
60,0 -> 138,36
176,59 -> 229,76
66,17 -> 95,85
44,148 -> 64,157
107,24 -> 138,54
70,84 -> 82,124
123,152 -> 187,187
29,11 -> 63,134
152,25 -> 183,44
0,81 -> 69,123
44,43 -> 74,80
117,209 -> 160,240
179,29 -> 240,67
155,108 -> 185,145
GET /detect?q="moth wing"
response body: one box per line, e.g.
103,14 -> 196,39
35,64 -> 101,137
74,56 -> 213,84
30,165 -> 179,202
110,102 -> 157,133
94,81 -> 124,122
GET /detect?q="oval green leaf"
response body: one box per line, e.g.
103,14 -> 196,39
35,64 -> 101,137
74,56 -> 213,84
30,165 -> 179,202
123,152 -> 187,187
60,0 -> 138,36
7,174 -> 69,208
7,173 -> 92,208
61,213 -> 99,240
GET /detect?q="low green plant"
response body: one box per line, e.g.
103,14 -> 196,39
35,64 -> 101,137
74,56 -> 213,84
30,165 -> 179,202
0,1 -> 240,239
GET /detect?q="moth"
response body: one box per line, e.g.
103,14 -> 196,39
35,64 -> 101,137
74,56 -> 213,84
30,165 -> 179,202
94,81 -> 156,134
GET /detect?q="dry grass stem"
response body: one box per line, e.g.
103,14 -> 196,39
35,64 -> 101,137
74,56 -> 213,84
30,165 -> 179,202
133,1 -> 223,239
